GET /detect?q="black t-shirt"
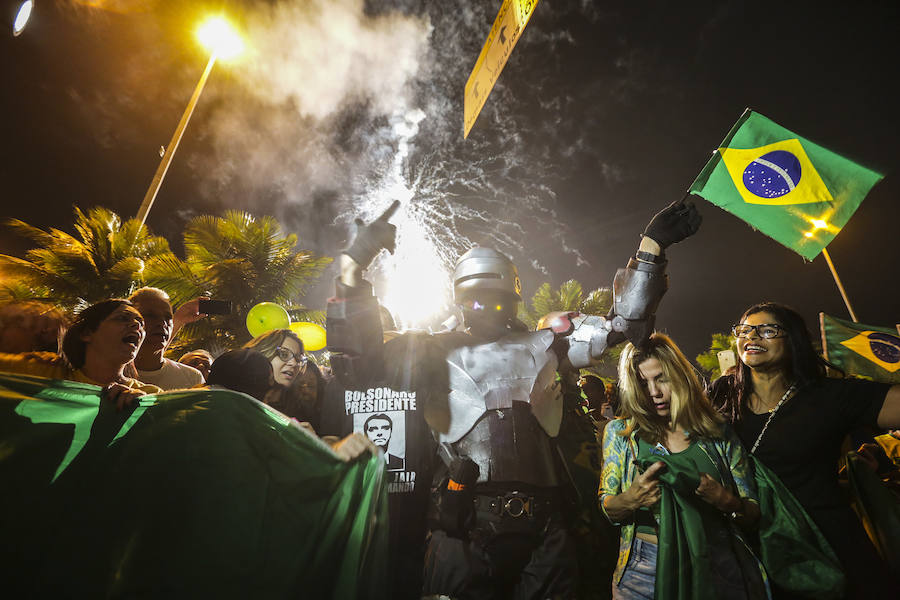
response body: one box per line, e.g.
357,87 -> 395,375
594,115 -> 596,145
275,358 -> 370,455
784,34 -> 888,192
733,377 -> 888,512
321,331 -> 440,600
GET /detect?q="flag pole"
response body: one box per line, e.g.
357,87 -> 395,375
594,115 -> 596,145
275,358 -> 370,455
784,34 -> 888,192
821,248 -> 859,323
136,51 -> 218,229
818,312 -> 836,377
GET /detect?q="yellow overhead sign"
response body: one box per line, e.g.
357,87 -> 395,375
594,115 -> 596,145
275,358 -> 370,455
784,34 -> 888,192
463,0 -> 540,138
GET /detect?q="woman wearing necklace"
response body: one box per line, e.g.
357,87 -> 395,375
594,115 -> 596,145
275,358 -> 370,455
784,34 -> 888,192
601,333 -> 768,600
712,302 -> 900,598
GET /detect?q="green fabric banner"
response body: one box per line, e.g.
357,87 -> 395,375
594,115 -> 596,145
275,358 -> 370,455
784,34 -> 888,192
635,452 -> 769,600
689,109 -> 883,260
0,372 -> 388,598
820,313 -> 900,383
752,456 -> 845,599
635,451 -> 844,600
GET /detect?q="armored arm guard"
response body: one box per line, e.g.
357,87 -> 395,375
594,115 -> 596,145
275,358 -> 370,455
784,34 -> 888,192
537,312 -> 610,370
538,257 -> 667,369
610,257 -> 668,346
326,277 -> 385,386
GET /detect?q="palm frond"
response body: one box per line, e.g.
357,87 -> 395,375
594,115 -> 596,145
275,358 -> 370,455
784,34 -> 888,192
1,206 -> 178,310
557,280 -> 584,311
582,287 -> 613,316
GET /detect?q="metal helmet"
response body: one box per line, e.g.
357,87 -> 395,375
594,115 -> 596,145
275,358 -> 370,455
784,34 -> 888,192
452,247 -> 522,302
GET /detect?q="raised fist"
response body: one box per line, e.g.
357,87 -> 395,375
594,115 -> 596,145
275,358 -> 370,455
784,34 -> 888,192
642,198 -> 702,250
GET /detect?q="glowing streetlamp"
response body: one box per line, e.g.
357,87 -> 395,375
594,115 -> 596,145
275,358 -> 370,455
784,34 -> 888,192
135,16 -> 244,227
196,17 -> 244,60
12,0 -> 33,36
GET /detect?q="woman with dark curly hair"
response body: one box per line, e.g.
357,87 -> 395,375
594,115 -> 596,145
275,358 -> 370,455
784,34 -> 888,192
232,334 -> 372,463
0,299 -> 161,407
711,301 -> 900,598
243,328 -> 324,430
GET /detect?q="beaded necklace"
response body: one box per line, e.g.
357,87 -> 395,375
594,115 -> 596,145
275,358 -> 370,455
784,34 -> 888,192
750,383 -> 797,454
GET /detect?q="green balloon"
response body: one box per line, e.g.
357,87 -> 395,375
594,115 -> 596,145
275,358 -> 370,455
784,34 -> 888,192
246,302 -> 290,338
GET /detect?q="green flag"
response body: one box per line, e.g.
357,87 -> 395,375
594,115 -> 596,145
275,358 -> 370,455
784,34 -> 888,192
690,109 -> 883,260
820,313 -> 900,384
0,373 -> 388,598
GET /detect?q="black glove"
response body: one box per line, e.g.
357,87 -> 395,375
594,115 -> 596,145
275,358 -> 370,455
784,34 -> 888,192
344,200 -> 400,269
642,198 -> 702,249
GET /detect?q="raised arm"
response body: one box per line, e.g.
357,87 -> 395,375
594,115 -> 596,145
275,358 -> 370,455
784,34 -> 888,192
338,200 -> 399,290
544,199 -> 701,369
326,201 -> 400,385
614,198 -> 702,345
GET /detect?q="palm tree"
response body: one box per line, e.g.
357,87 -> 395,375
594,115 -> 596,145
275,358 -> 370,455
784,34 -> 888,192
0,206 -> 175,310
518,280 -> 612,329
0,270 -> 46,303
146,210 -> 331,356
518,279 -> 620,377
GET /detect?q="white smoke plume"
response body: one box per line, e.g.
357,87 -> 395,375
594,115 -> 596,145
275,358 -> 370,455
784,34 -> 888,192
189,1 -> 430,230
177,1 -> 613,325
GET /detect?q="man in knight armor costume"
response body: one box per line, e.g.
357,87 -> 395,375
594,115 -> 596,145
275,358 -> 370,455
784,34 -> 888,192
325,199 -> 700,599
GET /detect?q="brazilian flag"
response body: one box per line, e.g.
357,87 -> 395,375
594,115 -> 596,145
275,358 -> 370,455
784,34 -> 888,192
820,313 -> 900,384
690,109 -> 883,260
0,373 -> 388,598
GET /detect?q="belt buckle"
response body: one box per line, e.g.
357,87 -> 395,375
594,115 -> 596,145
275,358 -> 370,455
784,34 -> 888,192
501,493 -> 531,518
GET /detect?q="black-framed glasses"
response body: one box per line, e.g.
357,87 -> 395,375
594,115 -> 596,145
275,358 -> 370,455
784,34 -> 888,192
732,323 -> 785,339
275,346 -> 308,366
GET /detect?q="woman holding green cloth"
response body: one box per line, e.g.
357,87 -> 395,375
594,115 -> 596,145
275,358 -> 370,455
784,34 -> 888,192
712,302 -> 900,598
600,333 -> 769,600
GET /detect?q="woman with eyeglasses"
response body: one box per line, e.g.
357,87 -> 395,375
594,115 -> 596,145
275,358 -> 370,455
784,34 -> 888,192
711,302 -> 900,598
243,329 -> 323,430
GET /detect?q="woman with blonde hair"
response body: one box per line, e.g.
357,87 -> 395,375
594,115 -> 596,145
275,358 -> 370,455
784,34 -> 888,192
600,332 -> 767,600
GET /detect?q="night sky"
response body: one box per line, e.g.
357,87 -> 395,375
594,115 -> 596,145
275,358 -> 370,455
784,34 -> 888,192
1,0 -> 898,362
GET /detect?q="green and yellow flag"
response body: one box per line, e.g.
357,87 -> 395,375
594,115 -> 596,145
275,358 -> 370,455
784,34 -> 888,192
0,374 -> 388,598
820,313 -> 900,383
690,110 -> 884,260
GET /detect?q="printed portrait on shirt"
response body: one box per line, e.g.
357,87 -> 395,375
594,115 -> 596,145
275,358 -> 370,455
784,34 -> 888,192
356,410 -> 406,471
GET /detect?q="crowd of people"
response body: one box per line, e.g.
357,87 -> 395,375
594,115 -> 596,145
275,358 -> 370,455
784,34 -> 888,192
1,198 -> 899,599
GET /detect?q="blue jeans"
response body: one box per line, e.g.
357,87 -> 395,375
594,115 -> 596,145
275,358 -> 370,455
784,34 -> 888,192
612,537 -> 657,600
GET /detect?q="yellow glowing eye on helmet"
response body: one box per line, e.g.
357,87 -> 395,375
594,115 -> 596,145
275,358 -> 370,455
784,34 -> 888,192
495,304 -> 503,311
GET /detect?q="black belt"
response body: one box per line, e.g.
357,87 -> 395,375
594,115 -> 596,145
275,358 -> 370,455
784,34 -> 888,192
473,491 -> 555,519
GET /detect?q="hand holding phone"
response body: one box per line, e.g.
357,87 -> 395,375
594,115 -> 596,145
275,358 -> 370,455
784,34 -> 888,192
198,299 -> 232,315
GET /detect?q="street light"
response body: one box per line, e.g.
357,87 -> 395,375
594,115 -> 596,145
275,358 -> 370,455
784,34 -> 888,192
197,16 -> 244,60
12,0 -> 33,36
135,16 -> 244,228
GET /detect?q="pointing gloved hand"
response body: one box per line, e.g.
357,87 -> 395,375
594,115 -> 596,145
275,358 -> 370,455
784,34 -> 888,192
344,200 -> 400,269
642,197 -> 702,250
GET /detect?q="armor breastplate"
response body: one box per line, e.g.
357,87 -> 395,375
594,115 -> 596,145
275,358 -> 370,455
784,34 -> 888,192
433,329 -> 562,445
455,403 -> 560,486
